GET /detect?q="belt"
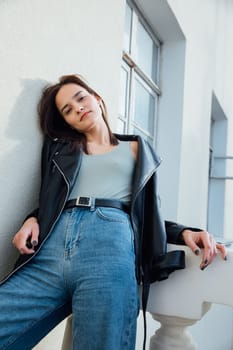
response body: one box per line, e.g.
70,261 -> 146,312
64,196 -> 129,213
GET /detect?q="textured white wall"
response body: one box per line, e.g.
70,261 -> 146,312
0,0 -> 125,278
165,0 -> 216,227
166,0 -> 233,236
213,0 -> 233,239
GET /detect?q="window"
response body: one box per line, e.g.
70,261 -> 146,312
207,94 -> 233,241
118,1 -> 161,145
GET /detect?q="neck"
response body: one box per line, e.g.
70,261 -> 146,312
85,124 -> 111,146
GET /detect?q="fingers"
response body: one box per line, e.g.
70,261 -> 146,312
182,229 -> 228,270
200,232 -> 228,269
196,231 -> 220,269
12,232 -> 35,255
216,242 -> 228,261
30,224 -> 39,248
18,245 -> 35,255
12,218 -> 39,255
181,230 -> 200,255
200,232 -> 217,269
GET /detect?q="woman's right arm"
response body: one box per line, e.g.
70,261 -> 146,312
12,137 -> 52,255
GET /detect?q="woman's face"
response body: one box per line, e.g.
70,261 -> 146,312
55,83 -> 103,133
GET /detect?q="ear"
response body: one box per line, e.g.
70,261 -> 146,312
94,94 -> 101,104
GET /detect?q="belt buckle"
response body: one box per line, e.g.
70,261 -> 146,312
76,196 -> 92,207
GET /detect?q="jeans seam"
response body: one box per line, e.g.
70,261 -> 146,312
65,210 -> 83,260
121,291 -> 138,349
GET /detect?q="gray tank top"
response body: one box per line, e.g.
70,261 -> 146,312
68,141 -> 135,203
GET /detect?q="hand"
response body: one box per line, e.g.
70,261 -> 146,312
12,217 -> 39,255
181,229 -> 227,270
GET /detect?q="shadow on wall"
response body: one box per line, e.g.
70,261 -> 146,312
0,78 -> 48,279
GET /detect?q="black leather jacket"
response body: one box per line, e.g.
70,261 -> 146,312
2,134 -> 190,285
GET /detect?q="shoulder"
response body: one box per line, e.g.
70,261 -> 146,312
114,133 -> 139,160
115,133 -> 160,162
130,140 -> 138,160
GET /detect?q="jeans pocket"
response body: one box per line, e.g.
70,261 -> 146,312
96,207 -> 129,223
96,208 -> 135,255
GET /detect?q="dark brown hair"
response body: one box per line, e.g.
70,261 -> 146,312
38,74 -> 118,152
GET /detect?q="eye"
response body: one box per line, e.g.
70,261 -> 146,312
78,95 -> 86,102
64,108 -> 71,116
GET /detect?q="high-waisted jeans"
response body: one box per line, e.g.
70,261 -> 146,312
0,207 -> 139,350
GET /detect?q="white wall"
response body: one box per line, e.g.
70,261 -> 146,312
165,0 -> 215,227
166,1 -> 233,349
0,0 -> 125,278
213,0 -> 233,239
166,0 -> 233,236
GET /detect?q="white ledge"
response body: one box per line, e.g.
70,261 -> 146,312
147,244 -> 233,320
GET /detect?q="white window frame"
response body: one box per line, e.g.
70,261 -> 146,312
118,0 -> 161,146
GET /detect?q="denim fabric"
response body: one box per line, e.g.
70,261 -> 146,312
0,207 -> 139,350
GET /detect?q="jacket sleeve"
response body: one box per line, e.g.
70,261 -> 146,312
23,137 -> 52,222
165,220 -> 203,244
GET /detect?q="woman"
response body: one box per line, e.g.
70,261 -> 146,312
0,74 -> 227,350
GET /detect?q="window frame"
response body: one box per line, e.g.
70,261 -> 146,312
118,0 -> 162,146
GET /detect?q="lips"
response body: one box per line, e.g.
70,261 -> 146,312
80,111 -> 90,121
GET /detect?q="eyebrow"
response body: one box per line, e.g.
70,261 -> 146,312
60,91 -> 83,113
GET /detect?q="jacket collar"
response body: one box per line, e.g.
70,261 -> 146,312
115,134 -> 162,204
115,133 -> 162,173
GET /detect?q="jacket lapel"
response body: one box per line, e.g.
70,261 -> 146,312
52,143 -> 82,188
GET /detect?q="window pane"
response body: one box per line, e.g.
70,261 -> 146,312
136,21 -> 158,82
123,3 -> 132,53
134,78 -> 156,134
119,66 -> 129,118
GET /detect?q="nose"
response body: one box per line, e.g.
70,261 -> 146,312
74,103 -> 84,113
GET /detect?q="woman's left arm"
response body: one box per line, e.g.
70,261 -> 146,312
132,140 -> 227,269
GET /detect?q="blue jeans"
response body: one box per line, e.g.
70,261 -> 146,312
0,207 -> 139,350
